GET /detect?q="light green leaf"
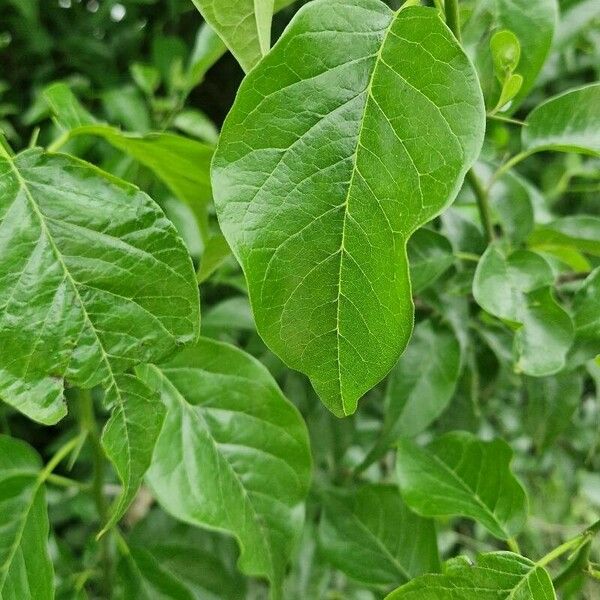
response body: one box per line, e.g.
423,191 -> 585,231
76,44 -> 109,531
100,375 -> 166,534
490,29 -> 521,75
473,244 -> 573,376
363,320 -> 461,468
396,432 -> 527,539
463,0 -> 557,108
44,82 -> 96,129
191,0 -> 274,72
407,229 -> 454,293
0,435 -> 53,599
319,484 -> 439,586
386,552 -> 555,599
495,73 -> 523,112
529,216 -> 600,257
212,0 -> 485,416
173,109 -> 219,145
526,372 -> 583,453
0,147 -> 199,424
139,338 -> 312,598
522,83 -> 600,157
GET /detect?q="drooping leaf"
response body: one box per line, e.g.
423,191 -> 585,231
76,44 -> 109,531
462,0 -> 557,108
396,432 -> 527,539
212,0 -> 485,416
525,372 -> 583,453
138,338 -> 312,598
362,320 -> 461,468
190,0 -> 274,72
407,229 -> 454,293
473,243 -> 573,376
319,484 -> 439,586
522,83 -> 600,157
386,552 -> 555,599
0,147 -> 199,424
100,375 -> 166,534
0,436 -> 53,599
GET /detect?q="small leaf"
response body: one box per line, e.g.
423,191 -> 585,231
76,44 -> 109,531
522,83 -> 600,157
363,319 -> 461,468
386,551 -> 555,599
495,73 -> 523,112
138,338 -> 312,598
396,432 -> 527,539
212,0 -> 485,416
490,29 -> 521,75
44,82 -> 96,128
526,372 -> 583,453
0,147 -> 199,424
0,435 -> 53,599
473,244 -> 573,376
191,0 -> 274,72
408,229 -> 454,293
100,374 -> 166,534
319,484 -> 439,586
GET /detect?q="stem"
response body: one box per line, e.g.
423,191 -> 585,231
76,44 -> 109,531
466,169 -> 495,242
454,251 -> 481,263
444,0 -> 461,41
553,540 -> 590,590
507,537 -> 521,554
39,434 -> 86,484
537,519 -> 600,568
46,473 -> 90,490
78,389 -> 113,598
492,150 -> 534,182
47,130 -> 70,153
487,113 -> 527,126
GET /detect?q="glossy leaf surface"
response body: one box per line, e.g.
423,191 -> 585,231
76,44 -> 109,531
319,484 -> 439,586
0,436 -> 53,599
0,147 -> 199,424
212,0 -> 485,416
139,338 -> 312,597
396,432 -> 527,539
473,244 -> 573,376
386,552 -> 555,599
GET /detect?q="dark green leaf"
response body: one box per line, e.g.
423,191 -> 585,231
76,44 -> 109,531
396,432 -> 527,539
212,0 -> 485,416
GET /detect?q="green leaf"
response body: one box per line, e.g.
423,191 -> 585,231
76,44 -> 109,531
386,552 -> 555,599
490,29 -> 521,76
197,233 -> 231,283
473,244 -> 573,376
522,83 -> 600,157
44,82 -> 96,129
212,0 -> 485,416
463,0 -> 557,108
191,0 -> 274,72
407,229 -> 454,293
526,372 -> 583,453
363,320 -> 461,468
396,432 -> 527,539
138,338 -> 312,598
100,375 -> 166,534
0,435 -> 53,599
529,216 -> 600,257
0,147 -> 199,424
495,73 -> 523,112
319,484 -> 439,586
570,267 -> 600,364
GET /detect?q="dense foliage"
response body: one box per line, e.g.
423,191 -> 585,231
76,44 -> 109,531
0,0 -> 599,598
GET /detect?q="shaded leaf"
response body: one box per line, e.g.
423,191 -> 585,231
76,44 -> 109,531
408,229 -> 454,293
529,216 -> 600,257
0,147 -> 199,424
570,267 -> 600,364
212,0 -> 485,416
396,432 -> 527,539
139,338 -> 312,597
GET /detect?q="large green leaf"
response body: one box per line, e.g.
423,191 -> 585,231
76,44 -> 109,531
473,243 -> 573,376
212,0 -> 485,416
139,338 -> 312,598
0,147 -> 199,424
0,436 -> 53,599
362,319 -> 461,468
319,484 -> 439,586
386,552 -> 555,599
462,0 -> 557,109
191,0 -> 274,73
396,432 -> 527,539
522,83 -> 600,157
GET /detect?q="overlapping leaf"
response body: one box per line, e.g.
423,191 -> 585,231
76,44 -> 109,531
0,436 -> 53,599
0,147 -> 199,424
139,338 -> 312,598
407,230 -> 454,293
386,552 -> 555,599
473,243 -> 573,376
396,432 -> 527,539
212,0 -> 485,416
319,484 -> 439,586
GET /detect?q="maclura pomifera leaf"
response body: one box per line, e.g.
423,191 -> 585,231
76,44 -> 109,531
212,0 -> 485,416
